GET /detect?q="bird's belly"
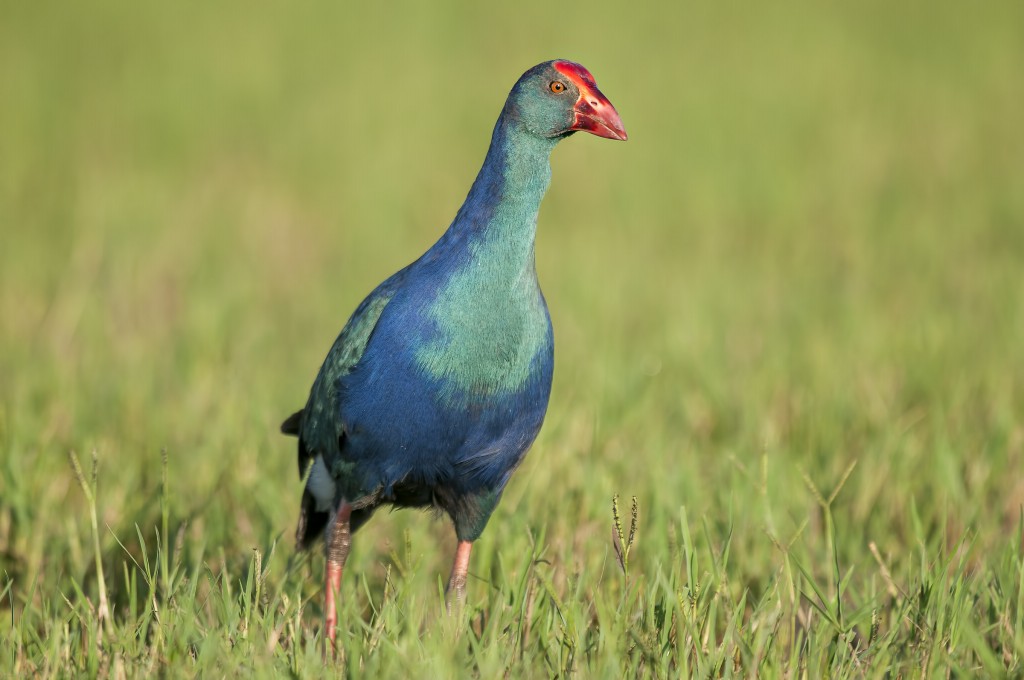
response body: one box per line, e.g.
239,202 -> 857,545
335,340 -> 553,499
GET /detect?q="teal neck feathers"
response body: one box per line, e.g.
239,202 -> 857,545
415,117 -> 559,397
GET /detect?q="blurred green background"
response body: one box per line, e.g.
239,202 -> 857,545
2,0 -> 1023,674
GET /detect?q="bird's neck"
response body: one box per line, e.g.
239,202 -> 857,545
439,116 -> 558,262
413,115 -> 557,398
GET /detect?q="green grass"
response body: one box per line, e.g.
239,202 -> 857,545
3,0 -> 1024,676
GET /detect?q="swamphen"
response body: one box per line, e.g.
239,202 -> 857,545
281,60 -> 626,642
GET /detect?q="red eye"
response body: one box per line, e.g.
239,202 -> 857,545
549,81 -> 566,94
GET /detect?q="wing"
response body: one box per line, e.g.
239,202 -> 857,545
281,266 -> 410,478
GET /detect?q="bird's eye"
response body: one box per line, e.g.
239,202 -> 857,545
549,81 -> 566,94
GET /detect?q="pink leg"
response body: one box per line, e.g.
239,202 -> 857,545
324,502 -> 352,647
445,539 -> 473,613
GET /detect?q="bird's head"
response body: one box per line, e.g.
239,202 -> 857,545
506,60 -> 627,142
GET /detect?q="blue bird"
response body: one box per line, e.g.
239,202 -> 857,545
281,60 -> 626,641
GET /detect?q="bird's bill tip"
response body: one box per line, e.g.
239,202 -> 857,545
571,95 -> 628,141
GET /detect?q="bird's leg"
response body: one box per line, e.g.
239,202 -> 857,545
324,502 -> 352,648
445,539 -> 473,613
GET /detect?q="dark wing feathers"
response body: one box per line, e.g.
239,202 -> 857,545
283,267 -> 410,483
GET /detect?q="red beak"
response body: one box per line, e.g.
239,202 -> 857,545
571,87 -> 628,141
553,60 -> 627,141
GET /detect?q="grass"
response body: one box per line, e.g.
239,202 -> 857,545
2,0 -> 1023,676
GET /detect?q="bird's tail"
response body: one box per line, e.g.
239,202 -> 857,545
281,409 -> 303,436
281,409 -> 316,479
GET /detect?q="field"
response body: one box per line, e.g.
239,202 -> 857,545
2,0 -> 1023,676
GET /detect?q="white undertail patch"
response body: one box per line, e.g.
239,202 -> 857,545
306,455 -> 336,512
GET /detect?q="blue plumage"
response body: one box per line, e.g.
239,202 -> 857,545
281,59 -> 625,634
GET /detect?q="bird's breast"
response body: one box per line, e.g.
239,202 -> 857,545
413,262 -> 552,400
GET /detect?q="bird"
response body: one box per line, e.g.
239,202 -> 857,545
281,59 -> 626,643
